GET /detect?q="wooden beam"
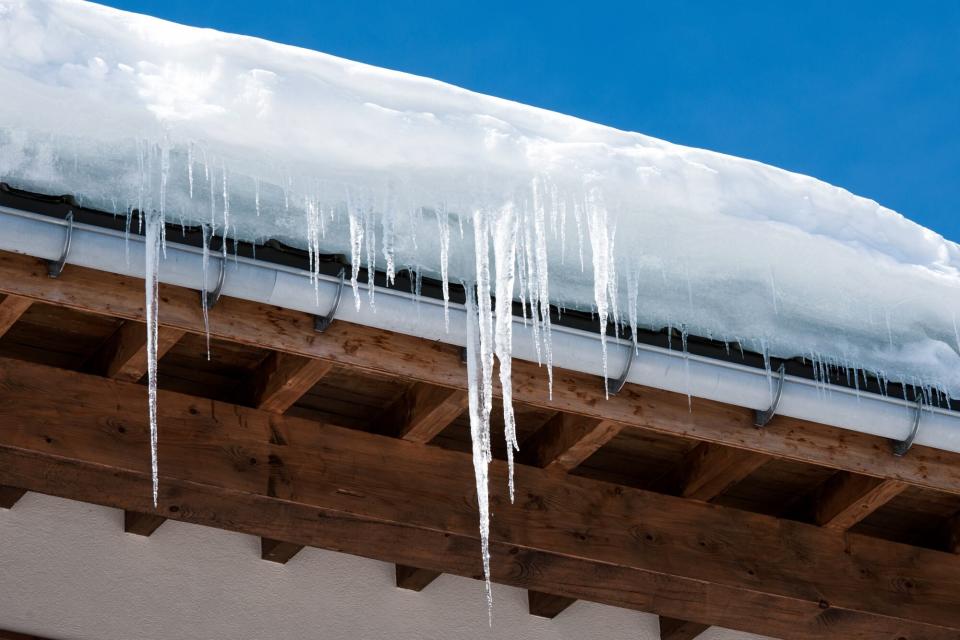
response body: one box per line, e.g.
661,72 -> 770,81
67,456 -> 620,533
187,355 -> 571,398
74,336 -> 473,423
2,360 -> 959,639
249,351 -> 334,414
0,484 -> 26,509
528,591 -> 577,619
2,251 -> 956,498
261,537 -> 305,564
395,565 -> 442,592
947,513 -> 960,555
654,442 -> 769,501
0,294 -> 32,338
519,413 -> 623,472
383,382 -> 468,443
519,413 -> 624,617
124,509 -> 167,536
815,472 -> 908,530
0,630 -> 54,640
660,617 -> 712,640
383,383 -> 468,589
653,443 -> 768,638
86,320 -> 184,382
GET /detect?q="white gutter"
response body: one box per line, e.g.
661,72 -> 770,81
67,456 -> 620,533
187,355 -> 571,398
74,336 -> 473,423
2,204 -> 959,454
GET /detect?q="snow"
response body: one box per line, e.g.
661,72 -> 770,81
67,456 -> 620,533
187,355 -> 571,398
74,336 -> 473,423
3,0 -> 960,611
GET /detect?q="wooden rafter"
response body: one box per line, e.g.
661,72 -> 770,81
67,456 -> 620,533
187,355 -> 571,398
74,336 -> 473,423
0,484 -> 26,509
388,382 -> 469,590
124,510 -> 167,536
814,472 -> 908,530
248,351 -> 334,414
519,413 -> 623,473
653,442 -> 769,501
1,251 -> 956,499
0,294 -> 32,338
2,359 -> 960,639
86,320 -> 184,382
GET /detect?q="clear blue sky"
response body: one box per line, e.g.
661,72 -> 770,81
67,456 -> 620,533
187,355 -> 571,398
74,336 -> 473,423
100,0 -> 960,241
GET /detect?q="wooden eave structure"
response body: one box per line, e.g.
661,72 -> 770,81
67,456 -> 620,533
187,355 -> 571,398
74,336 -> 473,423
2,247 -> 960,640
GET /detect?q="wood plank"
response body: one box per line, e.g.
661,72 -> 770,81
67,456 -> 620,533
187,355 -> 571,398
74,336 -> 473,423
123,510 -> 167,536
945,513 -> 959,555
3,251 -> 957,498
0,484 -> 26,509
520,413 -> 623,472
2,359 -> 960,639
660,617 -> 712,640
383,382 -> 468,444
0,630 -> 53,640
261,538 -> 305,564
0,294 -> 32,338
653,443 -> 768,638
86,320 -> 184,382
654,442 -> 769,501
395,565 -> 442,592
249,351 -> 334,413
528,591 -> 577,619
815,472 -> 909,530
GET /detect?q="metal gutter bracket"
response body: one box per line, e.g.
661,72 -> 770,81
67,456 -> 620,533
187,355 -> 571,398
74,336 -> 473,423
755,363 -> 786,428
202,255 -> 227,310
891,397 -> 924,457
605,343 -> 636,396
314,267 -> 346,333
47,211 -> 74,278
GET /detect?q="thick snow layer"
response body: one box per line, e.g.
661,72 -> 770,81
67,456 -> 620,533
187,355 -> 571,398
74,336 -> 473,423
3,0 -> 960,396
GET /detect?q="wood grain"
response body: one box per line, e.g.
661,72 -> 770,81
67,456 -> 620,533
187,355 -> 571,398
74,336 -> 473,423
1,251 -> 956,499
0,294 -> 32,338
248,351 -> 334,413
85,320 -> 184,382
815,472 -> 908,530
2,359 -> 960,639
124,510 -> 167,536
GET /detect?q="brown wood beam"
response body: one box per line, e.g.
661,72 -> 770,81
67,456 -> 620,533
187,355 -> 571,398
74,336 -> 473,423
382,382 -> 468,444
2,361 -> 960,639
395,565 -> 442,592
384,383 -> 469,590
0,630 -> 55,640
528,591 -> 577,619
814,472 -> 908,531
123,509 -> 167,536
0,294 -> 32,338
86,320 -> 184,382
0,484 -> 27,509
653,443 -> 768,638
660,617 -> 712,640
944,513 -> 959,555
654,442 -> 769,501
519,412 -> 624,617
249,351 -> 334,414
261,537 -> 305,564
519,413 -> 623,472
2,251 -> 955,499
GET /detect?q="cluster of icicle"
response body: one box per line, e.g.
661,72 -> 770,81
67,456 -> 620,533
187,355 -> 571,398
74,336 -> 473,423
133,140 -> 623,616
129,139 -> 957,619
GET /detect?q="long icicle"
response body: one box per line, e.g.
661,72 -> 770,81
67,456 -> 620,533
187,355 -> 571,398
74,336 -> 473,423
465,283 -> 493,622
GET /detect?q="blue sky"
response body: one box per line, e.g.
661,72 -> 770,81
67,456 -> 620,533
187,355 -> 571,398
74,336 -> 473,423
101,0 -> 960,241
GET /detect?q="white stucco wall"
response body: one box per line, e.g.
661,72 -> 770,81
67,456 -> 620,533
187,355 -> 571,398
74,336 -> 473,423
0,493 -> 768,640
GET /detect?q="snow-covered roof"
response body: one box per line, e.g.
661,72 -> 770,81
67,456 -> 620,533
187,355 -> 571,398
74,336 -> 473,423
2,0 -> 959,399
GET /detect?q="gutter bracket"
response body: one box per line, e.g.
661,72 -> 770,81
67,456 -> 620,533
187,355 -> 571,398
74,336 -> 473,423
46,211 -> 74,278
202,255 -> 227,310
891,398 -> 924,457
314,267 -> 346,333
755,363 -> 786,428
605,343 -> 636,396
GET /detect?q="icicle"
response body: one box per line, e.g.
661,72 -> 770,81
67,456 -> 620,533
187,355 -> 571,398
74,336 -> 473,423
201,224 -> 213,360
187,142 -> 194,199
493,203 -> 519,501
347,199 -> 364,310
464,284 -> 493,620
144,207 -> 162,507
254,177 -> 261,216
585,188 -> 614,391
436,206 -> 451,331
